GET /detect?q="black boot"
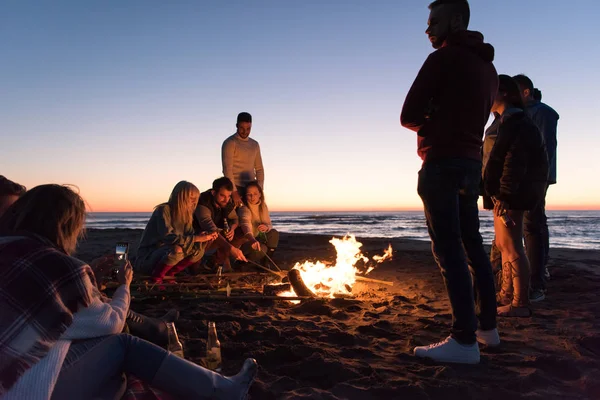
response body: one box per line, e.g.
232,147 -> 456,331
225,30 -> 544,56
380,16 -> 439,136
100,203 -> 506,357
126,309 -> 180,348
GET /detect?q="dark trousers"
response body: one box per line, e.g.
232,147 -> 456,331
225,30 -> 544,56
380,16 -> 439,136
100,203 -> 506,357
523,185 -> 550,291
241,229 -> 279,263
418,158 -> 497,344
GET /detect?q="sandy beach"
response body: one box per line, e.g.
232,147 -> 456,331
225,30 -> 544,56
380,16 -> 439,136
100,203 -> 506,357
76,229 -> 600,400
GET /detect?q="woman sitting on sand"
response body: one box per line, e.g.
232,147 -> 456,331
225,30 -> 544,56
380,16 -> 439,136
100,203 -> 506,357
237,181 -> 279,266
135,181 -> 218,283
0,184 -> 257,399
483,74 -> 549,317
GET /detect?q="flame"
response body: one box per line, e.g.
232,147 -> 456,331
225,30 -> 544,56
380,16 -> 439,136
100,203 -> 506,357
279,235 -> 393,300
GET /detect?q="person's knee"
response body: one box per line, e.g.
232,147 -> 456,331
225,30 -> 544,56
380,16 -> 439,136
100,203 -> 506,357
267,229 -> 279,247
164,246 -> 185,265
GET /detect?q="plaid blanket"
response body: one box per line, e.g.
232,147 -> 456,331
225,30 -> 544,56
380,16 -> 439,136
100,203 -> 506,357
0,235 -> 96,396
122,375 -> 174,400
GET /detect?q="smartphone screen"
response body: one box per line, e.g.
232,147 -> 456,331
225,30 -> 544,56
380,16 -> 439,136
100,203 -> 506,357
114,242 -> 129,274
115,242 -> 129,261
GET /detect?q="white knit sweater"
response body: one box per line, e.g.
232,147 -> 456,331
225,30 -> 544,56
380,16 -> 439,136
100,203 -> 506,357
3,275 -> 130,400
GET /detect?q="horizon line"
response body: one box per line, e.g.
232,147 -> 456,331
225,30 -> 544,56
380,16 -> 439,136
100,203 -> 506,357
88,207 -> 600,213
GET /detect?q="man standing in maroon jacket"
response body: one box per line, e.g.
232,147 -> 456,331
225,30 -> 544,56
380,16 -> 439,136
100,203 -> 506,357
401,0 -> 499,364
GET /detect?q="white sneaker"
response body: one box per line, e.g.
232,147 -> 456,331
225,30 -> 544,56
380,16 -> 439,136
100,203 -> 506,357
476,328 -> 500,347
414,336 -> 480,364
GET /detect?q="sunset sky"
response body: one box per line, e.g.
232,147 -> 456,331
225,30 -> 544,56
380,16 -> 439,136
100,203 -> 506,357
2,1 -> 598,212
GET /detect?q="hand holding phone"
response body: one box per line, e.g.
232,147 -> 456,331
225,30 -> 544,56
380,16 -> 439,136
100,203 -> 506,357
117,261 -> 133,286
114,242 -> 129,276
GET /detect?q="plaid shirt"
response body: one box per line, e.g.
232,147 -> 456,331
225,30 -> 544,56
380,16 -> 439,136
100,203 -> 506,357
0,235 -> 96,395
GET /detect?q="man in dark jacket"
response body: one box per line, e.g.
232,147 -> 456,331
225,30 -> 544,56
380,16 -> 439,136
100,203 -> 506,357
401,0 -> 499,364
513,75 -> 560,302
194,177 -> 247,272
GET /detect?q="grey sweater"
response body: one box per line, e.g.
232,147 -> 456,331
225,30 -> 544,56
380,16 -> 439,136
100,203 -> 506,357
135,204 -> 198,269
221,133 -> 265,189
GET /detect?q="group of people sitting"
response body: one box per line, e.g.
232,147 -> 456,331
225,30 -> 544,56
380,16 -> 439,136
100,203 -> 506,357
0,179 -> 258,399
135,111 -> 279,284
0,111 -> 277,398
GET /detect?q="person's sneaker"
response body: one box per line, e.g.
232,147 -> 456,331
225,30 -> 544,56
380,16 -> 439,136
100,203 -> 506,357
476,328 -> 501,347
530,289 -> 546,303
414,336 -> 480,364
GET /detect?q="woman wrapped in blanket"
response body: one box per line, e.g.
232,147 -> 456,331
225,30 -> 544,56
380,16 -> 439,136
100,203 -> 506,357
135,181 -> 218,283
237,181 -> 279,266
0,184 -> 257,399
482,75 -> 549,317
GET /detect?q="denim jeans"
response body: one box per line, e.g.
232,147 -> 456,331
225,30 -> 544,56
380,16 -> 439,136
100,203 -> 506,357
52,334 -> 167,400
524,185 -> 550,291
417,158 -> 497,344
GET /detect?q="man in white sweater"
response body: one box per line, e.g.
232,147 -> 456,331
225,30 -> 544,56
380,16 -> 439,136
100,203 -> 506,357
222,112 -> 265,207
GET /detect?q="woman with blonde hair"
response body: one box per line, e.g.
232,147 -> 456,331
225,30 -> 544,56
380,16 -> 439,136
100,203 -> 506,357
237,181 -> 279,265
136,181 -> 218,283
0,184 -> 257,399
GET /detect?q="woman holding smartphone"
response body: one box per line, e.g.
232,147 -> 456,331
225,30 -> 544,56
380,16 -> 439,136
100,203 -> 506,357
482,75 -> 549,317
0,184 -> 257,399
135,181 -> 218,283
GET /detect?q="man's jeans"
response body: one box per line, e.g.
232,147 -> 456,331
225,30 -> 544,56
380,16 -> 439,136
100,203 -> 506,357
524,185 -> 550,291
417,158 -> 497,344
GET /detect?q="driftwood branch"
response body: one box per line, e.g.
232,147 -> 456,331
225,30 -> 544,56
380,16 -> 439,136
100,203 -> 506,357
355,275 -> 394,286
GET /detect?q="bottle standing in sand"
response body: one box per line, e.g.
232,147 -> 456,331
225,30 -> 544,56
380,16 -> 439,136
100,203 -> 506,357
223,218 -> 231,241
166,322 -> 184,358
206,321 -> 222,372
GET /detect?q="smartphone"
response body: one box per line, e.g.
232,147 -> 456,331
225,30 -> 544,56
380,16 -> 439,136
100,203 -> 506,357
114,242 -> 129,274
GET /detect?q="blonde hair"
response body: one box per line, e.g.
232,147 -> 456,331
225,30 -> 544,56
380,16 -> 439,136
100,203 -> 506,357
0,184 -> 86,255
165,181 -> 199,233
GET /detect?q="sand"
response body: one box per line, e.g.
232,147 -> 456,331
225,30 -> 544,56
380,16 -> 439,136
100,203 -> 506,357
76,229 -> 600,400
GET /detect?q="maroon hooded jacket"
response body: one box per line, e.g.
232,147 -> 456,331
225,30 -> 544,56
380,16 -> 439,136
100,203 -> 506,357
401,31 -> 498,164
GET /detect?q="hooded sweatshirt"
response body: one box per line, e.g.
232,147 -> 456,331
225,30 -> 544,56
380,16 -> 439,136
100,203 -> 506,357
401,30 -> 498,163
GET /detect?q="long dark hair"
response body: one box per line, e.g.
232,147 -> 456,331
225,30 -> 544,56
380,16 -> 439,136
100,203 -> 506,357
498,74 -> 525,110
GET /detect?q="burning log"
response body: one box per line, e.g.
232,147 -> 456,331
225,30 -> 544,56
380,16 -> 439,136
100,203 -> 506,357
263,283 -> 292,296
288,269 -> 316,298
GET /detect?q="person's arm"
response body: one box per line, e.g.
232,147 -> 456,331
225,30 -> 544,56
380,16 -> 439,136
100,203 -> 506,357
61,273 -> 131,339
532,106 -> 559,175
255,143 -> 265,190
222,137 -> 236,189
262,203 -> 273,231
194,204 -> 218,233
227,207 -> 239,231
154,207 -> 197,252
237,206 -> 254,237
400,52 -> 444,133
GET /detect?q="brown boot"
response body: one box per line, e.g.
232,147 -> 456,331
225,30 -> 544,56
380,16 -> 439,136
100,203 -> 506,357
498,257 -> 532,317
496,261 -> 513,306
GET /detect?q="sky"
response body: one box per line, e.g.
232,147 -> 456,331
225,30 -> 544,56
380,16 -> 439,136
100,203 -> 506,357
2,0 -> 599,212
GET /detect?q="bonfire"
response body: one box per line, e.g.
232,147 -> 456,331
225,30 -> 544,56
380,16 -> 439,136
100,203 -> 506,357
280,235 -> 393,299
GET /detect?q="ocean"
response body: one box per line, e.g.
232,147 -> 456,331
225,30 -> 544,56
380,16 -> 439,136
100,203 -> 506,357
85,210 -> 600,250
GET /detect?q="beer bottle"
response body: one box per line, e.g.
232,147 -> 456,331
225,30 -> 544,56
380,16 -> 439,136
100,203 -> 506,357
206,321 -> 222,372
223,218 -> 231,241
